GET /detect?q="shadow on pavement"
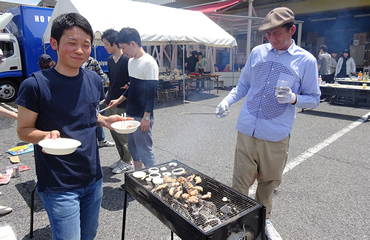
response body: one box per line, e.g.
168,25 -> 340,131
298,109 -> 368,121
21,225 -> 51,240
15,180 -> 43,213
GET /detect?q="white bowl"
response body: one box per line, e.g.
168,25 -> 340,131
111,120 -> 141,134
38,138 -> 81,155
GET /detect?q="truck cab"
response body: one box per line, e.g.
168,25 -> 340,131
0,6 -> 56,102
0,29 -> 23,102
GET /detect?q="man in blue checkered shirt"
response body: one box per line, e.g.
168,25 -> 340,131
216,7 -> 321,239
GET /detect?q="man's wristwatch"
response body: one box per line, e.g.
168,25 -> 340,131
144,116 -> 150,121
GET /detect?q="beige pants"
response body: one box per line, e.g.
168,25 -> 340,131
232,132 -> 289,218
106,107 -> 132,163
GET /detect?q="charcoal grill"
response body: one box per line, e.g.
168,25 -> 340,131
121,160 -> 266,240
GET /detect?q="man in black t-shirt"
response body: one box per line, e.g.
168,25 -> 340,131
102,29 -> 133,174
185,50 -> 198,73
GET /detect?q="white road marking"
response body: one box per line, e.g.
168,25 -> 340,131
249,112 -> 370,197
1,103 -> 18,113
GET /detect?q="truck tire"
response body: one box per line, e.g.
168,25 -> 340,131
0,80 -> 18,102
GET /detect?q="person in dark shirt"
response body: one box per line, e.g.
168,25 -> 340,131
16,13 -> 123,239
185,50 -> 198,73
102,29 -> 133,174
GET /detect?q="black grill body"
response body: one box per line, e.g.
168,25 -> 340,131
122,160 -> 266,240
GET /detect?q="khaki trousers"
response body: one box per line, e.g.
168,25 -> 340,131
106,107 -> 132,163
232,132 -> 289,218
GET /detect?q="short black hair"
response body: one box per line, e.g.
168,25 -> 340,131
191,50 -> 198,56
282,22 -> 294,31
320,45 -> 328,52
51,13 -> 93,44
102,29 -> 119,47
117,27 -> 142,47
198,52 -> 203,56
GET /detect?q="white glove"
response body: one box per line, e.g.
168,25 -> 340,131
215,99 -> 229,118
275,87 -> 296,104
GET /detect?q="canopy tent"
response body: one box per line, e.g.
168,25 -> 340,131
42,0 -> 237,48
43,0 -> 237,102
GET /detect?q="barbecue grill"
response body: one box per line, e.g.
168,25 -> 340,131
121,160 -> 266,240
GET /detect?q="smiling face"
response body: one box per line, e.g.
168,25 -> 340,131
51,26 -> 92,76
266,25 -> 296,51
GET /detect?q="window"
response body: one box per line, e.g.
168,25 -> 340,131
0,41 -> 15,59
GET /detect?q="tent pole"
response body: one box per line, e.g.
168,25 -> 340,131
297,22 -> 302,47
232,47 -> 234,87
246,0 -> 253,58
183,42 -> 186,104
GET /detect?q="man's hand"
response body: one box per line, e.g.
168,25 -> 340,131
141,118 -> 150,132
215,99 -> 229,118
108,99 -> 119,109
101,115 -> 124,130
43,130 -> 60,140
275,87 -> 296,104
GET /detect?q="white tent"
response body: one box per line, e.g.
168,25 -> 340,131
43,0 -> 237,102
42,0 -> 237,48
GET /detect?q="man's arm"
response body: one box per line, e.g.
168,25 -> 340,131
17,106 -> 60,144
0,106 -> 17,119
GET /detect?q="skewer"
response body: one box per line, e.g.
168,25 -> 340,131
183,100 -> 218,108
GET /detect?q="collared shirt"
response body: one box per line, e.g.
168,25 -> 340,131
225,41 -> 321,142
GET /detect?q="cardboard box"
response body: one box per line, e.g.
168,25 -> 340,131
353,33 -> 359,40
358,32 -> 368,45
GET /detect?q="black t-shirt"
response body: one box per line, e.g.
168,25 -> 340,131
16,68 -> 104,192
338,57 -> 348,78
107,54 -> 130,108
186,56 -> 198,73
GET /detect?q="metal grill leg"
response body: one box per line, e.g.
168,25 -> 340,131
171,231 -> 174,240
261,206 -> 266,240
29,188 -> 35,239
121,187 -> 128,240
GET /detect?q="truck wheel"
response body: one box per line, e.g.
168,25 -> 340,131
0,80 -> 18,102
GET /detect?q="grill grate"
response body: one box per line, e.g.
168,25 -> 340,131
124,160 -> 266,240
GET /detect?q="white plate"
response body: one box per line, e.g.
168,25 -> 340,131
38,138 -> 81,155
132,171 -> 146,179
111,120 -> 141,134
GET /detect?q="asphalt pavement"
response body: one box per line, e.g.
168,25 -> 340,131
0,89 -> 369,240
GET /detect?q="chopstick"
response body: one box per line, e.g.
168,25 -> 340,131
98,106 -> 110,113
181,112 -> 216,115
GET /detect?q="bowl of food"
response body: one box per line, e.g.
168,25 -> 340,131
38,138 -> 81,155
111,120 -> 141,134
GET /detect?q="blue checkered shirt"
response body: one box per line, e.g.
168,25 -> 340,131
225,41 -> 321,142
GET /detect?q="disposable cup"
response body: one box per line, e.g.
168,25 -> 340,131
275,80 -> 289,90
